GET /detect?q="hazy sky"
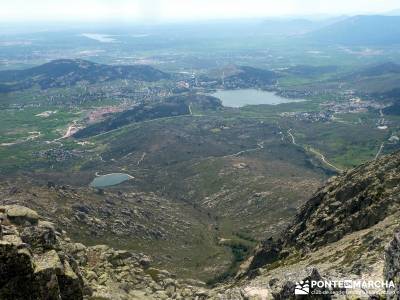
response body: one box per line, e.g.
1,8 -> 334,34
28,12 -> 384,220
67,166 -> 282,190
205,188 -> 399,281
1,0 -> 400,23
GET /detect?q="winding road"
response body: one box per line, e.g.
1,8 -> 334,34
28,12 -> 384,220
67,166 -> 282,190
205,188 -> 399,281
375,109 -> 386,160
287,129 -> 296,145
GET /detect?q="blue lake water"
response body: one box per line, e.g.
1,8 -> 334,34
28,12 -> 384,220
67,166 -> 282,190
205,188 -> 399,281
90,173 -> 133,188
211,89 -> 304,108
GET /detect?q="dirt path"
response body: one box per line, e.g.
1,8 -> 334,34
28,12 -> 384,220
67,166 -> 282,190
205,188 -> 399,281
287,129 -> 343,172
223,141 -> 264,158
52,120 -> 80,142
62,124 -> 77,138
0,131 -> 41,147
287,129 -> 296,145
137,152 -> 146,166
375,142 -> 385,160
307,147 -> 343,172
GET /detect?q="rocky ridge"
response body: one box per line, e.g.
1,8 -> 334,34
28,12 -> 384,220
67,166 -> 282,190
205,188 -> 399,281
0,180 -> 227,280
228,151 -> 400,299
246,150 -> 400,273
0,204 -> 216,299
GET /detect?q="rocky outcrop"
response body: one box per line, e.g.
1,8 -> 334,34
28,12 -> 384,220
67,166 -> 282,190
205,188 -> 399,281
0,180 -> 223,281
4,205 -> 39,225
246,151 -> 400,274
246,238 -> 283,273
0,205 -> 84,300
284,151 -> 400,250
0,204 -> 219,299
384,231 -> 400,299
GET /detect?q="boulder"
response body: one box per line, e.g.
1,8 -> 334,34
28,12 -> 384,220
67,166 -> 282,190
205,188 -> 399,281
5,205 -> 39,225
21,221 -> 58,251
34,251 -> 63,299
139,256 -> 152,269
0,206 -> 86,300
0,240 -> 38,299
57,259 -> 84,300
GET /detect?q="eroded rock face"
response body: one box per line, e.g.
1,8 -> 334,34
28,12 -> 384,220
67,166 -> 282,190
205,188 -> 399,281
285,151 -> 400,250
21,221 -> 58,252
247,238 -> 282,273
0,205 -> 217,300
0,239 -> 38,299
0,205 -> 84,300
384,232 -> 400,299
247,151 -> 400,274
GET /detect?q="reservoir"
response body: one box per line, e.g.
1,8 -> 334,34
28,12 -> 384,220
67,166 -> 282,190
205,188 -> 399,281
90,173 -> 133,188
211,89 -> 304,108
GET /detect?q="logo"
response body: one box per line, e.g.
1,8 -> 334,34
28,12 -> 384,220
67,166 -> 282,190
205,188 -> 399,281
293,278 -> 396,296
295,280 -> 310,295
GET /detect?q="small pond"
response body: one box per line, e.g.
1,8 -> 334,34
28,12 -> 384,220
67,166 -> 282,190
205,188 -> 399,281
90,173 -> 133,188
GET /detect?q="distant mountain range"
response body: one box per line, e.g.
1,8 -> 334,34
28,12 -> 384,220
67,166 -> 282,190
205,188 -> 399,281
0,59 -> 169,92
306,15 -> 400,45
205,65 -> 279,88
347,62 -> 400,78
335,62 -> 400,101
385,8 -> 400,16
259,18 -> 324,35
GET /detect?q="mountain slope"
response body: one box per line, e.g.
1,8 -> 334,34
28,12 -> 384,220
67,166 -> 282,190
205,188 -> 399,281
0,204 -> 212,299
348,62 -> 400,78
307,15 -> 400,45
305,62 -> 400,99
0,179 -> 230,281
73,94 -> 221,138
2,152 -> 400,298
0,59 -> 169,92
227,151 -> 400,298
204,65 -> 279,88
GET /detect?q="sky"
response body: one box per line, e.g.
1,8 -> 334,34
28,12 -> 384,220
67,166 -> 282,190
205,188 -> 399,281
1,0 -> 400,23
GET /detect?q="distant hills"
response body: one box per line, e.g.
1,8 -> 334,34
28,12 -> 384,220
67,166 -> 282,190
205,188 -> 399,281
260,18 -> 321,35
339,62 -> 400,113
73,94 -> 221,138
353,62 -> 400,77
306,15 -> 400,45
284,65 -> 338,77
205,65 -> 279,88
336,62 -> 400,98
0,59 -> 169,92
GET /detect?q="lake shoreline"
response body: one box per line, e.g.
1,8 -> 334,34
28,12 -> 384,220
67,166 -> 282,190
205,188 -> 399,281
89,172 -> 134,188
210,88 -> 305,108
